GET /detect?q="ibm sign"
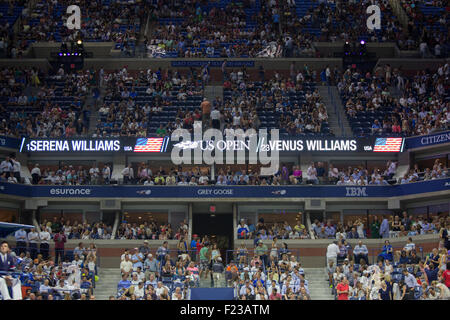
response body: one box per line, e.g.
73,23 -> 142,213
345,187 -> 368,197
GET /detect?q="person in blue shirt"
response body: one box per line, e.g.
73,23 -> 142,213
14,228 -> 27,255
131,248 -> 144,271
380,216 -> 390,238
117,273 -> 131,292
80,276 -> 93,295
248,220 -> 256,238
378,240 -> 393,262
324,224 -> 336,238
424,263 -> 439,286
190,235 -> 198,261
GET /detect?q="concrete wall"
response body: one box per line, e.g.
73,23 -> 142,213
314,42 -> 397,58
30,42 -> 115,59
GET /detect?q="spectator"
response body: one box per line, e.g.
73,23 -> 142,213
353,241 -> 369,265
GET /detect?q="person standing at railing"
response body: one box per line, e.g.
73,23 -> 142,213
0,241 -> 22,300
39,226 -> 51,260
27,227 -> 39,260
14,228 -> 27,256
53,229 -> 66,265
380,216 -> 390,239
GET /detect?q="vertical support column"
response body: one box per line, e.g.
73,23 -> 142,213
232,203 -> 237,248
31,210 -> 41,232
111,211 -> 120,240
188,203 -> 193,241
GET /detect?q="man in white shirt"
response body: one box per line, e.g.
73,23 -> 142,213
353,241 -> 369,265
121,164 -> 134,184
30,164 -> 41,184
89,166 -> 100,184
198,174 -> 209,185
102,165 -> 111,184
326,240 -> 340,266
11,157 -> 21,182
0,157 -> 12,174
155,281 -> 169,297
306,163 -> 318,184
27,227 -> 39,259
120,255 -> 133,275
210,108 -> 221,130
39,227 -> 51,260
171,286 -> 184,300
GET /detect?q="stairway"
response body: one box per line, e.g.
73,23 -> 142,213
204,85 -> 223,103
94,268 -> 121,300
304,267 -> 335,300
317,86 -> 352,137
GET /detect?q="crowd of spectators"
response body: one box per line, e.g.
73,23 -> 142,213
96,66 -> 204,137
0,66 -> 91,138
236,217 -> 310,240
327,235 -> 449,300
290,0 -> 405,45
1,233 -> 98,300
2,155 -> 449,188
315,212 -> 448,241
146,0 -> 292,58
115,235 -> 212,300
115,220 -> 189,241
399,159 -> 448,184
15,0 -> 145,54
25,163 -> 112,185
398,0 -> 448,55
221,65 -> 331,136
230,239 -> 310,300
338,63 -> 449,137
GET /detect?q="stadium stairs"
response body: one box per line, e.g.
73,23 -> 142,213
94,268 -> 122,300
304,268 -> 334,300
317,86 -> 352,137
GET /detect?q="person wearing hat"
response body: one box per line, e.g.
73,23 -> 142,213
139,240 -> 150,257
255,240 -> 268,267
212,257 -> 225,287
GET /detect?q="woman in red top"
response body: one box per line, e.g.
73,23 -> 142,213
336,277 -> 350,300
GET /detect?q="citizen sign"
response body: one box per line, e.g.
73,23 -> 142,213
345,187 -> 368,197
50,188 -> 92,195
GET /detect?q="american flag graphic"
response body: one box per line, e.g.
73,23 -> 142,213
134,138 -> 165,152
373,137 -> 403,152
